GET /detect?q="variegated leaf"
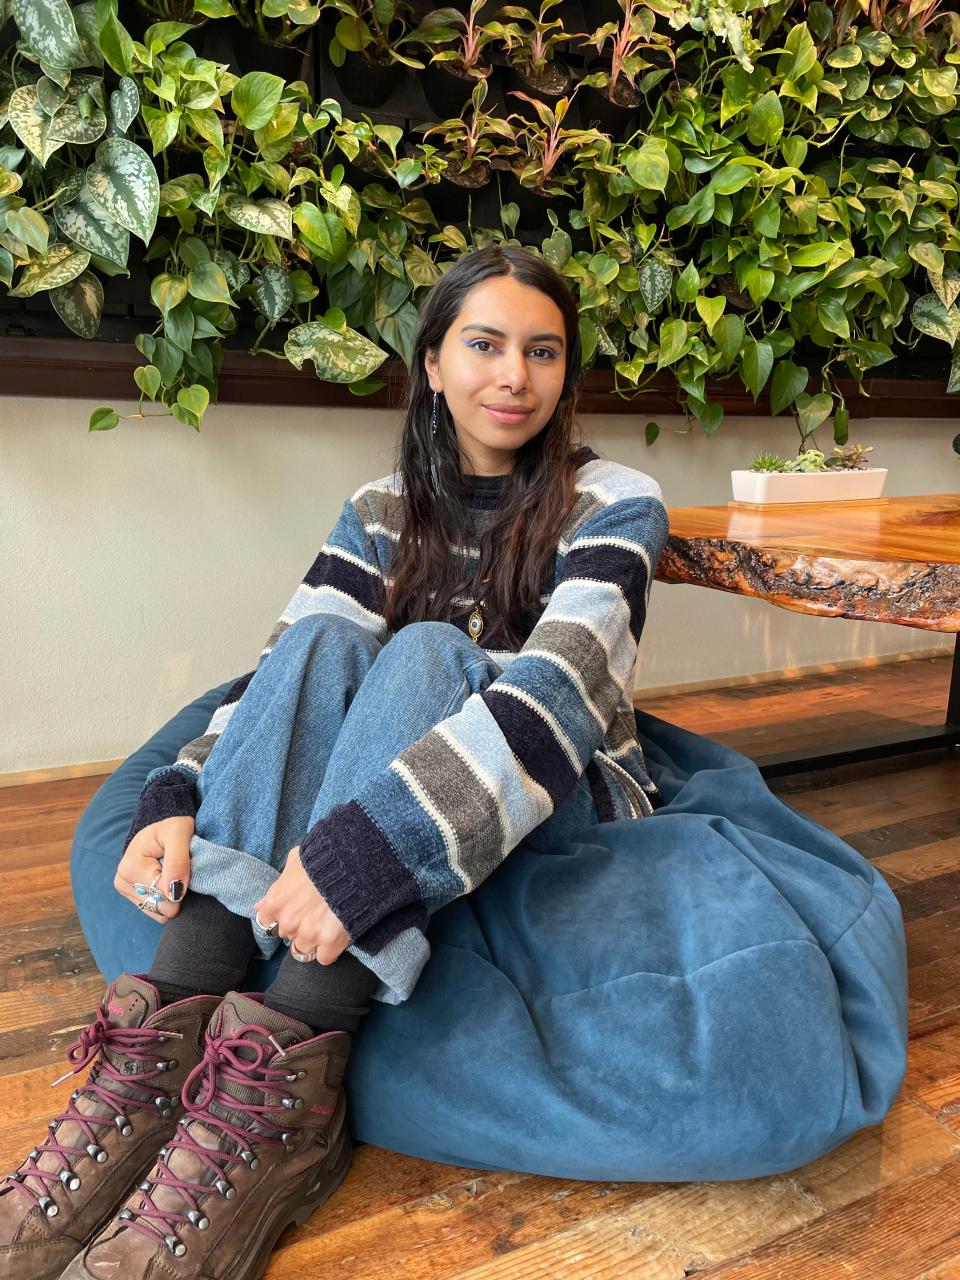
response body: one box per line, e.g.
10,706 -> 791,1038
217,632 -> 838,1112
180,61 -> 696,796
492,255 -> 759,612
638,258 -> 673,312
110,77 -> 139,134
50,268 -> 102,337
948,345 -> 960,395
7,85 -> 67,166
9,242 -> 90,296
911,292 -> 960,346
86,137 -> 159,244
54,182 -> 130,267
252,262 -> 293,324
72,2 -> 104,69
36,76 -> 67,115
223,194 -> 293,239
284,320 -> 387,383
54,166 -> 86,203
48,96 -> 107,145
12,0 -> 86,71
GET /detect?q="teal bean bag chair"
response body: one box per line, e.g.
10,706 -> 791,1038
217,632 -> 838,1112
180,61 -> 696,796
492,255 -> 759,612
71,678 -> 908,1182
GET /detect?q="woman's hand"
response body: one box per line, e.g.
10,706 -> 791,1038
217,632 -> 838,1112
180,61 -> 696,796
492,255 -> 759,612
114,816 -> 194,922
253,847 -> 350,965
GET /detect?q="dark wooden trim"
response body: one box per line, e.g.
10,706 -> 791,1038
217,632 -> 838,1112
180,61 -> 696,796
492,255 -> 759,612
1,335 -> 958,417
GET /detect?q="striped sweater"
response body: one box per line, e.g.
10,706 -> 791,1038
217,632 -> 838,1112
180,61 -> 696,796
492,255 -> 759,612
125,446 -> 670,1002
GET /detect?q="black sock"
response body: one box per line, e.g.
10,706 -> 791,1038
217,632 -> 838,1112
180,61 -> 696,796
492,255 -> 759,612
263,945 -> 381,1034
148,891 -> 257,1000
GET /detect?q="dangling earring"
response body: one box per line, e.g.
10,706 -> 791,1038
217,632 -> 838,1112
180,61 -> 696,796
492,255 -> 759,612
431,390 -> 439,436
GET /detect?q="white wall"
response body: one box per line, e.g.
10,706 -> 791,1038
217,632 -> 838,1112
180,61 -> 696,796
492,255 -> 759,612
1,394 -> 953,774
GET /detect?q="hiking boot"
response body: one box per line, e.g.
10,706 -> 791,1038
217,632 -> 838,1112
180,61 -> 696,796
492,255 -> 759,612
0,973 -> 220,1280
61,992 -> 354,1280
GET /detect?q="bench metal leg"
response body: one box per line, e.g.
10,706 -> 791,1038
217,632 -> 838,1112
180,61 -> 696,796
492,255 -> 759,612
757,634 -> 960,779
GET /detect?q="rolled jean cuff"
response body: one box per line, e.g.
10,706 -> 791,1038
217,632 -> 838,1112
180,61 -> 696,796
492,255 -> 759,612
187,834 -> 282,959
186,833 -> 431,1005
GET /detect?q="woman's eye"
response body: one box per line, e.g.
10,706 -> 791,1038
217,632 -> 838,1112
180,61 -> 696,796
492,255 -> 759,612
532,347 -> 560,360
466,339 -> 495,353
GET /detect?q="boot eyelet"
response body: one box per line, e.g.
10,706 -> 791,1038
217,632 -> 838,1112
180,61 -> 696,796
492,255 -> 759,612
285,1070 -> 306,1082
239,1150 -> 260,1170
153,1097 -> 174,1118
28,1149 -> 39,1161
38,1196 -> 58,1218
281,1096 -> 303,1110
114,1114 -> 133,1136
119,1209 -> 133,1221
86,1144 -> 107,1163
187,1210 -> 210,1229
214,1178 -> 235,1199
165,1234 -> 186,1257
58,1168 -> 81,1191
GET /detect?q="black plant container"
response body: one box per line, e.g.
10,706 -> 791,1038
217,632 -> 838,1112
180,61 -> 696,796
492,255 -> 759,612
425,161 -> 491,224
332,49 -> 402,109
195,18 -> 313,84
576,60 -> 640,140
498,169 -> 571,242
422,60 -> 491,120
505,58 -> 576,123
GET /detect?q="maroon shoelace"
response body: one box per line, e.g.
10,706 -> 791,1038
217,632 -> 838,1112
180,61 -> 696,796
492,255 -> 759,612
3,1007 -> 183,1216
119,1021 -> 321,1257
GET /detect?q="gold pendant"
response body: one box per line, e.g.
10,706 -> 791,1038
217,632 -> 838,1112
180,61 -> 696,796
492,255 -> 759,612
467,607 -> 484,642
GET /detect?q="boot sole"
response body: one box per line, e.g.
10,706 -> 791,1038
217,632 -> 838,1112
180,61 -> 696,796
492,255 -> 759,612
224,1127 -> 354,1280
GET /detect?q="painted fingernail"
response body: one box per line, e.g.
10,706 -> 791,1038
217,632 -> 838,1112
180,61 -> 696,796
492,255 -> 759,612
167,880 -> 184,902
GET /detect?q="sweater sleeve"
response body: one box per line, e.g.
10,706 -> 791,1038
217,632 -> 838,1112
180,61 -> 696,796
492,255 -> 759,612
298,482 -> 670,954
121,496 -> 386,853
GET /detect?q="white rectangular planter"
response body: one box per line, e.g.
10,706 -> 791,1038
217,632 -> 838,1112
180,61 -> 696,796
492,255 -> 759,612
730,468 -> 888,505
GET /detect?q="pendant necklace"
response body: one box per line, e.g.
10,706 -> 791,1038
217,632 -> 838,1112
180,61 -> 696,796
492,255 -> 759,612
467,575 -> 491,642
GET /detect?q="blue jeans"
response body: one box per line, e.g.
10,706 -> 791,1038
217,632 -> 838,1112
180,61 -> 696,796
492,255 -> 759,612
178,616 -> 599,1001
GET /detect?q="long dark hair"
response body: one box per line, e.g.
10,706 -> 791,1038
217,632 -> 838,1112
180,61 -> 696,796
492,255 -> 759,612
383,245 -> 583,649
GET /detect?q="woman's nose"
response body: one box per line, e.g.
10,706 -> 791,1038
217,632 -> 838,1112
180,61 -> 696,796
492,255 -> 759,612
500,349 -> 528,393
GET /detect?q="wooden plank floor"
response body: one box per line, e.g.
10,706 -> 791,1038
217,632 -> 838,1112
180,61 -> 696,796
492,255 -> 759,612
2,652 -> 957,1278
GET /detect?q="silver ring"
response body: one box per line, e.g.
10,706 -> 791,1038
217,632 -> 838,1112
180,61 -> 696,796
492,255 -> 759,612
290,944 -> 316,963
254,910 -> 280,937
143,898 -> 159,914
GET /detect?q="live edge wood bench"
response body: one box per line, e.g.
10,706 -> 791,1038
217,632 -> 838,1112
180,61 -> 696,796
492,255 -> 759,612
655,494 -> 960,777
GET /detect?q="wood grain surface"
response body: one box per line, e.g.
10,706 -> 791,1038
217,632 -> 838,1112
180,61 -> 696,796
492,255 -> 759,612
659,494 -> 960,631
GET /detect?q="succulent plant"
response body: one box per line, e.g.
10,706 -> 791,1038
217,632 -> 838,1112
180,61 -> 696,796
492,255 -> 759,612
748,452 -> 788,473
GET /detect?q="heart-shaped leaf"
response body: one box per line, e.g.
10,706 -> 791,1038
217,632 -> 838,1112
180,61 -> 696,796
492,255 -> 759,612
911,293 -> 960,346
224,194 -> 294,239
232,72 -> 285,131
5,207 -> 50,255
10,243 -> 90,296
89,406 -> 120,431
187,260 -> 234,305
110,77 -> 140,134
284,319 -> 387,382
638,258 -> 672,311
12,0 -> 86,71
50,269 -> 103,338
6,85 -> 67,165
252,262 -> 293,324
54,183 -> 130,267
86,137 -> 160,243
134,363 -> 162,400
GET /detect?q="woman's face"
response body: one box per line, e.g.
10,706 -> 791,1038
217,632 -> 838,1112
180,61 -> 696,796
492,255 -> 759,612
424,274 -> 568,476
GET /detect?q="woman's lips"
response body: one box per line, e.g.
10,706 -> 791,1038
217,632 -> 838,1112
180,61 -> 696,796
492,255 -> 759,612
483,404 -> 534,424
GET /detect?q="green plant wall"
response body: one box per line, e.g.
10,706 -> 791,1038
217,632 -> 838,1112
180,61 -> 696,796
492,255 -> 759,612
0,0 -> 958,448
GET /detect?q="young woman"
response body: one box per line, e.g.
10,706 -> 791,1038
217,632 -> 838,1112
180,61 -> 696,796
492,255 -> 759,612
0,245 -> 669,1280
